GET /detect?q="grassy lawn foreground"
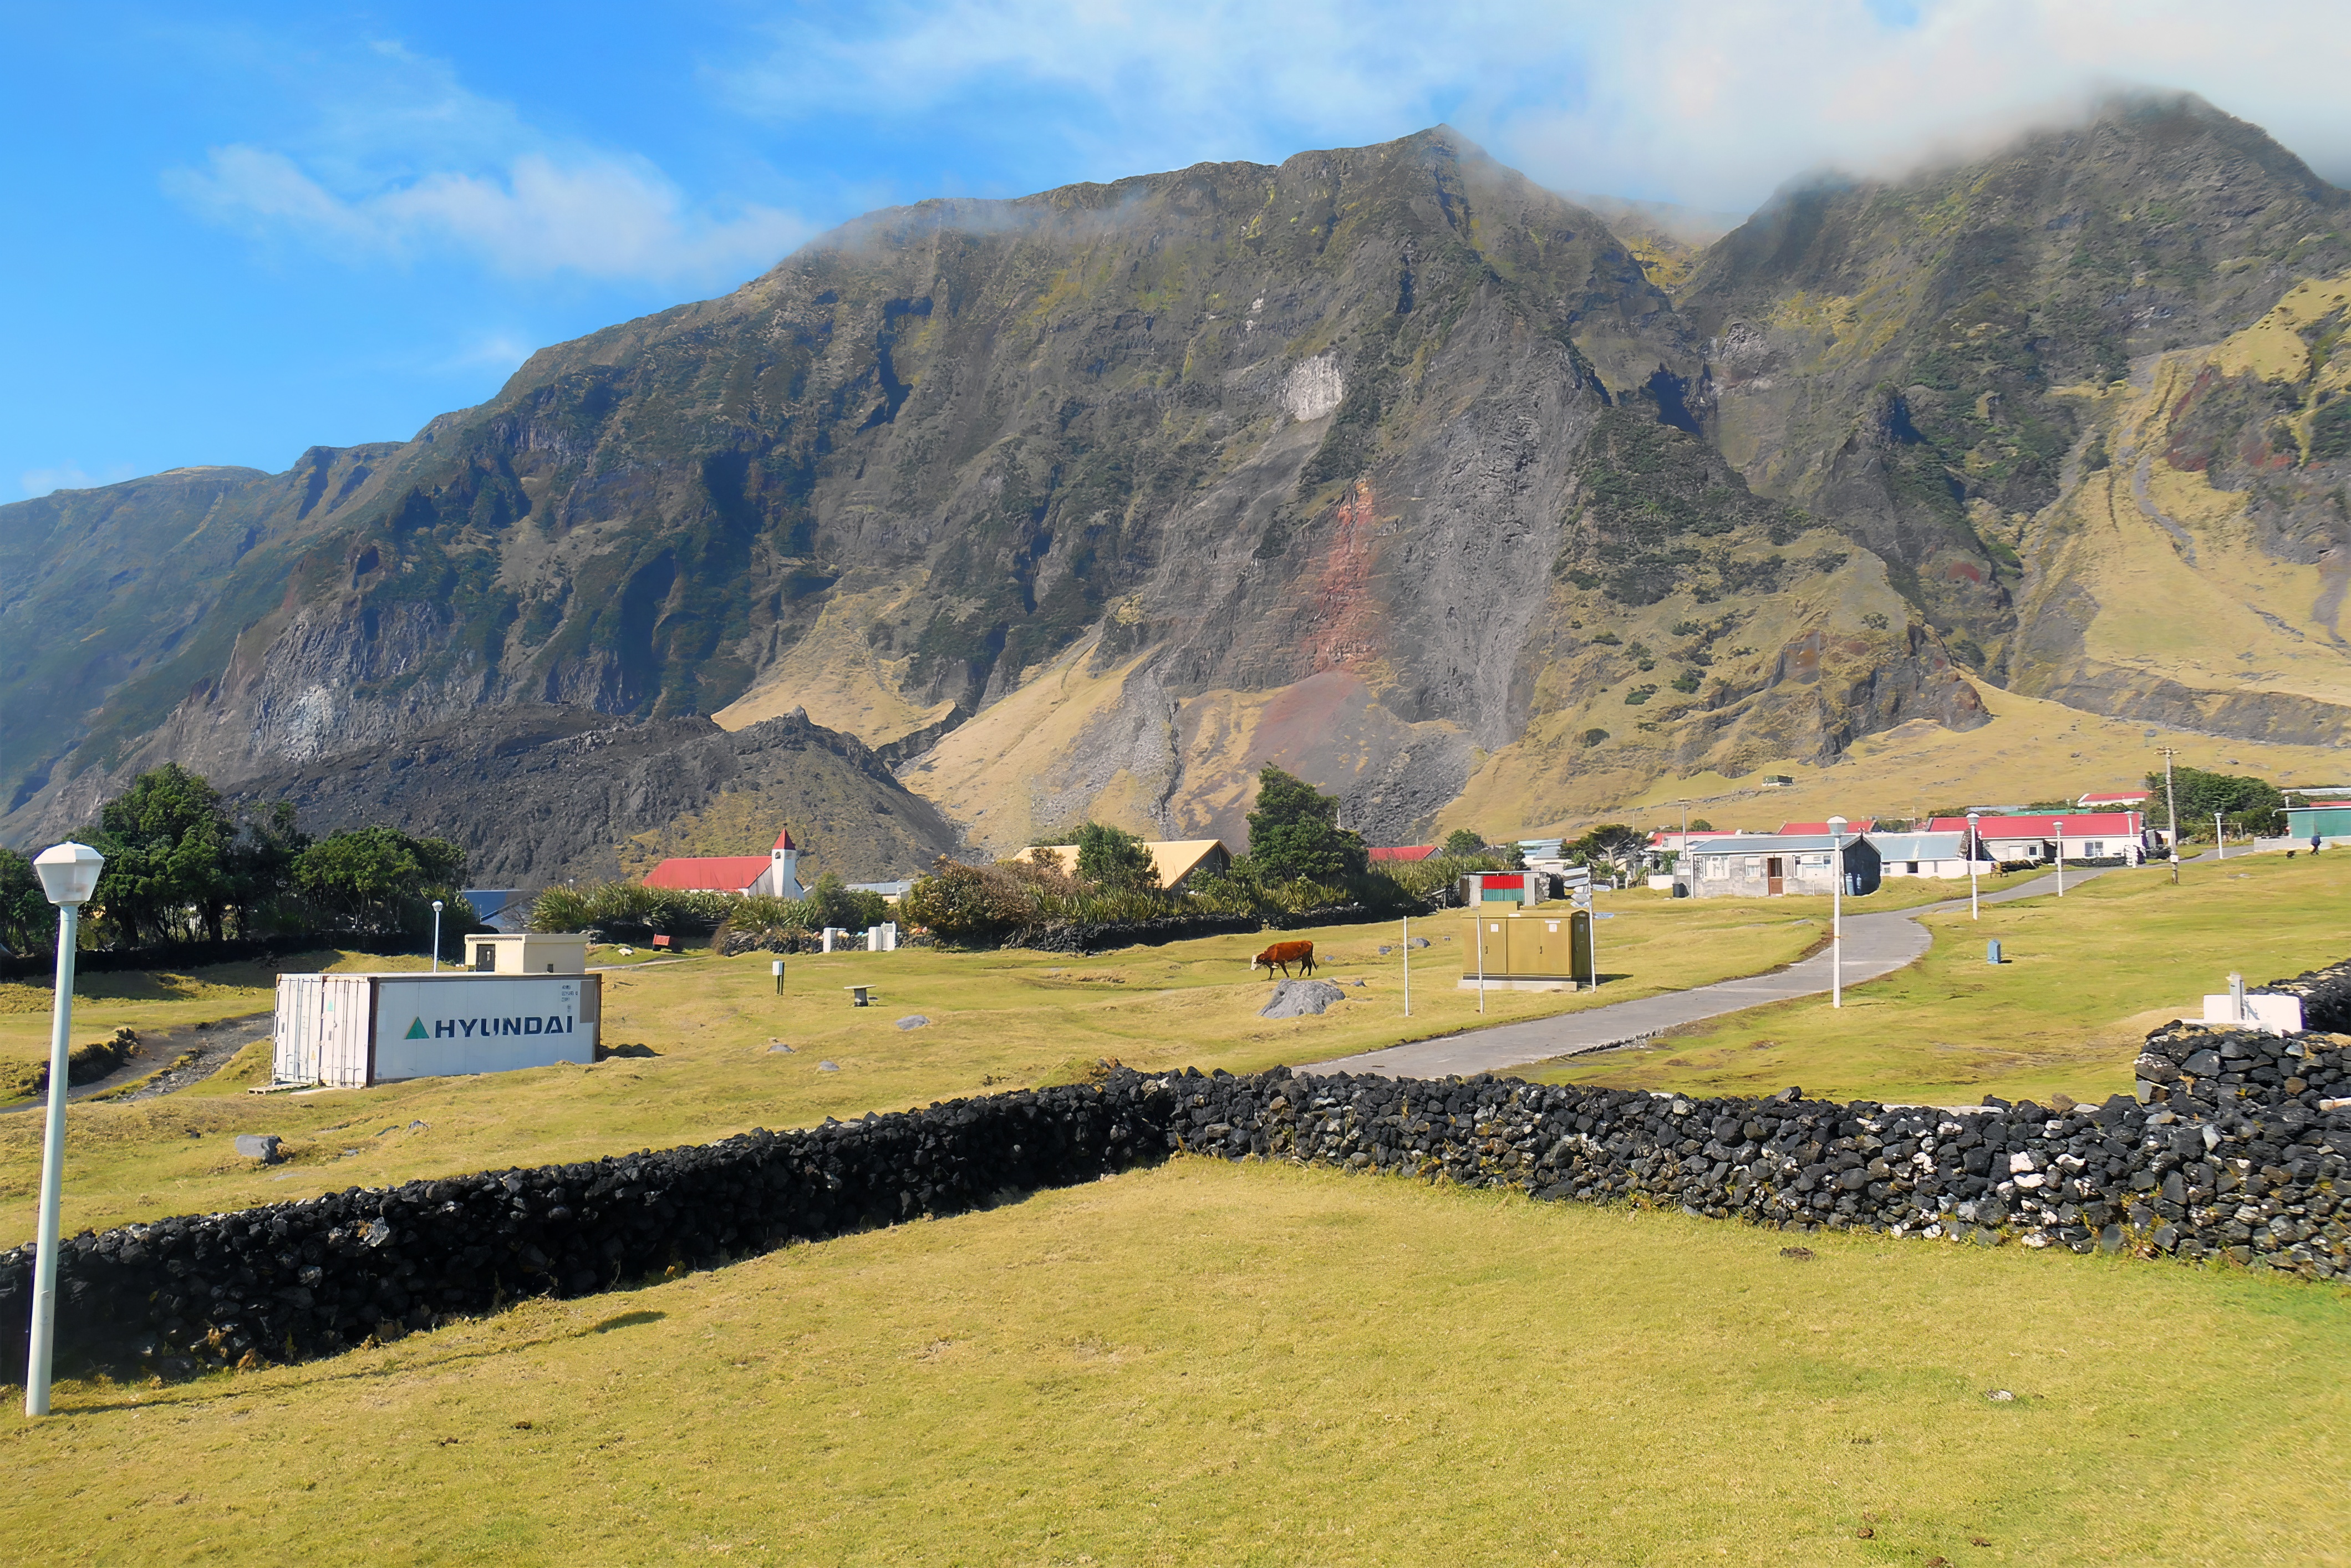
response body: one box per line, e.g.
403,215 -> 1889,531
1534,851 -> 2351,1106
0,898 -> 1826,1248
4,1159 -> 2347,1565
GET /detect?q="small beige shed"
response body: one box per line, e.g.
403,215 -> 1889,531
465,932 -> 591,975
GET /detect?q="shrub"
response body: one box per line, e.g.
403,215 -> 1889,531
526,882 -> 739,939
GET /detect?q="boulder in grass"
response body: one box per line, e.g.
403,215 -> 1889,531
1259,980 -> 1346,1019
895,1016 -> 929,1031
233,1133 -> 282,1164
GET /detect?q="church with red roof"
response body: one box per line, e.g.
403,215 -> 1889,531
642,829 -> 806,899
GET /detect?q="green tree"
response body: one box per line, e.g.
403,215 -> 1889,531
1244,766 -> 1368,882
1441,828 -> 1485,857
0,848 -> 54,958
1687,818 -> 1714,832
225,801 -> 309,936
1075,822 -> 1160,891
294,827 -> 467,934
86,763 -> 236,945
805,871 -> 890,931
1568,824 -> 1647,883
2148,767 -> 2286,837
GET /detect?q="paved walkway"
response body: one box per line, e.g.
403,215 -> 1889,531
1300,862 -> 2138,1080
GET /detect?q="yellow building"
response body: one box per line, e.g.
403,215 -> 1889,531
1024,839 -> 1233,889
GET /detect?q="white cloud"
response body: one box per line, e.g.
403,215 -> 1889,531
440,329 -> 539,375
724,0 -> 2351,212
22,463 -> 136,498
170,145 -> 810,285
165,42 -> 811,288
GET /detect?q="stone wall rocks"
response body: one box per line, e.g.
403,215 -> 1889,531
0,1079 -> 1172,1379
2256,959 -> 2351,1035
1159,1022 -> 2351,1279
7,1012 -> 2346,1382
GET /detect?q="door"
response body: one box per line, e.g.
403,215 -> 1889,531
1463,917 -> 1512,978
1766,856 -> 1785,895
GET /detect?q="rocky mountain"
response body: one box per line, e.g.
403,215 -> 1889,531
4,96 -> 2347,865
1676,94 -> 2350,681
217,705 -> 958,888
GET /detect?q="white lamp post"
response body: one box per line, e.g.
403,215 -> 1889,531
1828,815 -> 1846,1009
2214,811 -> 2225,861
26,840 -> 104,1419
2054,818 -> 2066,898
1967,810 -> 1982,922
430,898 -> 445,973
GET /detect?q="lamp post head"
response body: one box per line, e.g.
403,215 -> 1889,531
431,899 -> 445,913
1826,815 -> 1847,838
32,841 -> 104,907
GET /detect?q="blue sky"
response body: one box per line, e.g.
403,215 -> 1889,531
6,1 -> 2347,498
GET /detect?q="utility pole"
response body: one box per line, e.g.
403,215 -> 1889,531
2214,810 -> 2225,862
2159,747 -> 2181,884
1828,815 -> 1846,1009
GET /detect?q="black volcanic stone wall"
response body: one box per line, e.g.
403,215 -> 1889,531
9,1014 -> 2349,1380
1164,1022 -> 2351,1276
2256,959 -> 2351,1035
0,1080 -> 1172,1377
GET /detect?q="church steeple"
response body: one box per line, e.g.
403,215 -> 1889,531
768,828 -> 804,899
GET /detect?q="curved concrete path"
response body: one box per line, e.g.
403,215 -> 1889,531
1300,862 -> 2140,1080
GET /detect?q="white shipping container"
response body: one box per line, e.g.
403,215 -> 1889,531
272,971 -> 602,1087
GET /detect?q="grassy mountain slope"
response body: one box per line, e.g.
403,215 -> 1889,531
1678,93 -> 2351,683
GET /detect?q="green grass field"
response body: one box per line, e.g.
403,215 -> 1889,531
6,859 -> 2351,1562
1533,851 -> 2351,1106
0,896 -> 1834,1248
6,1159 -> 2347,1565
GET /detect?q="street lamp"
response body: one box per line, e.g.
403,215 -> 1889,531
26,839 -> 104,1419
2054,817 -> 2066,898
1967,810 -> 1982,921
2214,810 -> 2226,862
1828,815 -> 1846,1009
430,899 -> 445,973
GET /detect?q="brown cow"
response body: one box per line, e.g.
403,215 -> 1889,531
1253,939 -> 1316,979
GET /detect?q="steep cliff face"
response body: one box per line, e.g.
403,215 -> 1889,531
55,108 -> 2351,857
1678,94 -> 2351,679
0,446 -> 399,814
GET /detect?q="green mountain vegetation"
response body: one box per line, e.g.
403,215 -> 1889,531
3,96 -> 2348,868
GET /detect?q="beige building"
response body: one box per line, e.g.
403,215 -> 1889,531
465,932 -> 591,974
1025,838 -> 1233,889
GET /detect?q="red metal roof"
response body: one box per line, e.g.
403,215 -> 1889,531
1368,845 -> 1438,862
1926,812 -> 2143,837
1778,818 -> 1874,836
643,856 -> 774,892
772,828 -> 796,850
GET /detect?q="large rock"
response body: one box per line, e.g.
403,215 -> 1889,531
1259,980 -> 1347,1019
